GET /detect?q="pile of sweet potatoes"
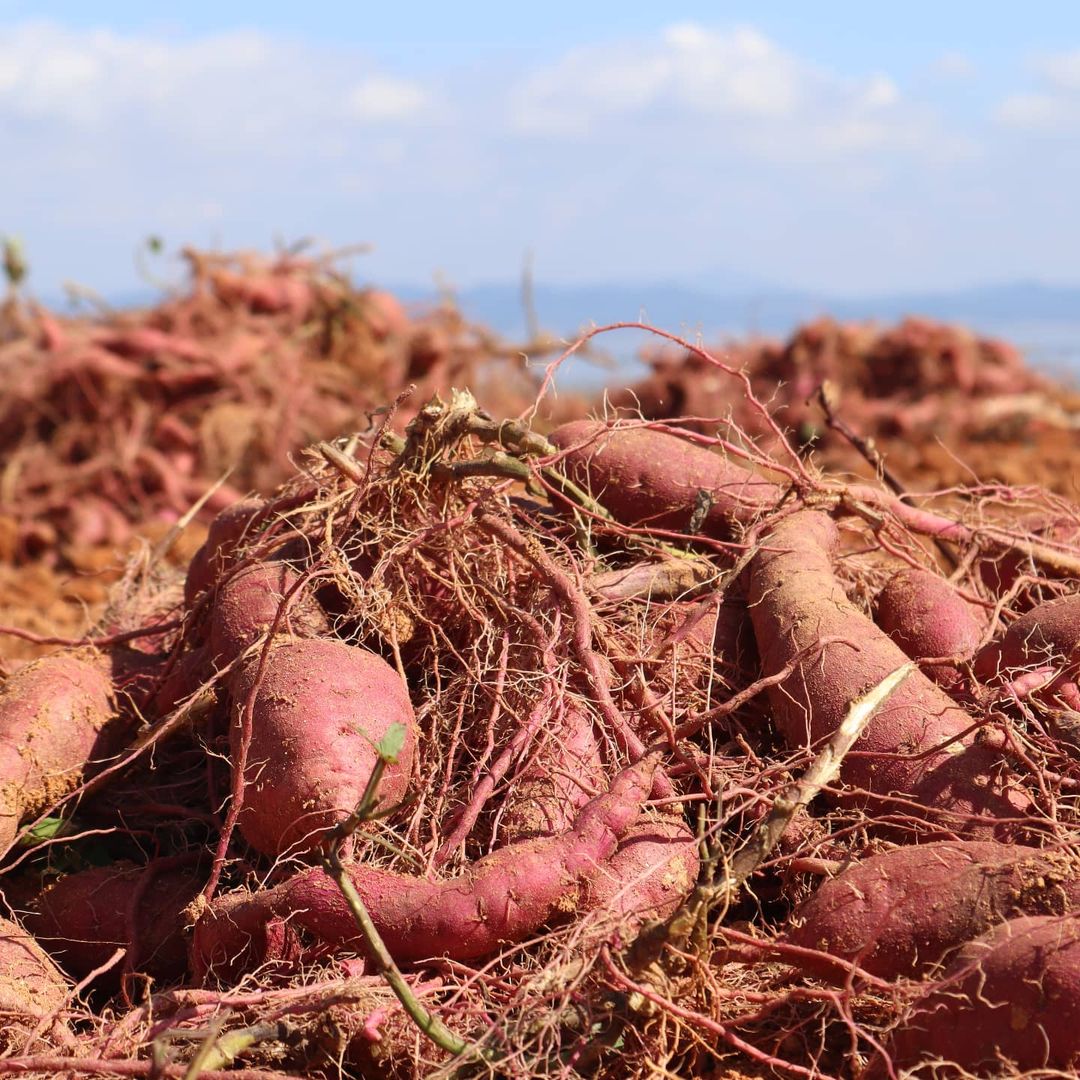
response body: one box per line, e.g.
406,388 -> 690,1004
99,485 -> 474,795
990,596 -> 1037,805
3,347 -> 1080,1078
0,244 -> 548,568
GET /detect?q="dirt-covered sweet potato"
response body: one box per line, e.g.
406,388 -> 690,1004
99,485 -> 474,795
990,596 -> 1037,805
0,915 -> 69,1048
874,567 -> 986,686
24,860 -> 202,985
876,915 -> 1080,1076
230,637 -> 417,857
499,706 -> 604,843
208,561 -> 329,667
786,840 -> 1080,981
974,592 -> 1080,682
747,511 -> 1029,836
192,754 -> 657,981
184,496 -> 266,608
581,816 -> 699,928
549,419 -> 774,536
0,652 -> 122,851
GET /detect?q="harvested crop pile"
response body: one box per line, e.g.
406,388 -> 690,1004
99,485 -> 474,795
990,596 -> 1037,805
612,315 -> 1080,496
3,324 -> 1080,1078
0,245 -> 550,567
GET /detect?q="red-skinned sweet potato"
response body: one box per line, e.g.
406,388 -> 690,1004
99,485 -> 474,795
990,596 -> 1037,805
0,653 -> 122,851
549,420 -> 774,536
974,592 -> 1080,682
0,915 -> 68,1048
183,496 -> 266,608
876,915 -> 1080,1076
747,511 -> 1029,836
24,860 -> 201,985
499,706 -> 604,843
785,840 -> 1080,981
874,567 -> 986,687
209,561 -> 329,668
230,637 -> 417,857
581,816 -> 699,928
192,754 -> 657,981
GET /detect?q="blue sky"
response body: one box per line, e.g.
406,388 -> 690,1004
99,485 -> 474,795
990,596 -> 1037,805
1,3 -> 1079,297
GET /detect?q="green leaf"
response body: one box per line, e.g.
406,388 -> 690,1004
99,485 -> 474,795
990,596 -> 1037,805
375,723 -> 408,764
18,816 -> 69,846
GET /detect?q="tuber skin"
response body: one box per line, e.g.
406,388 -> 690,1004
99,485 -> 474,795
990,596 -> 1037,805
549,420 -> 774,536
0,915 -> 69,1049
192,754 -> 658,981
747,511 -> 1029,836
230,637 -> 417,858
0,652 -> 122,852
581,816 -> 699,928
974,592 -> 1080,682
499,705 -> 604,843
785,839 -> 1080,981
208,560 -> 329,668
183,496 -> 267,608
875,914 -> 1080,1076
23,860 -> 202,985
874,567 -> 986,687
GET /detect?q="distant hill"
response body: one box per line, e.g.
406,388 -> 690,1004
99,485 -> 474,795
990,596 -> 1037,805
392,279 -> 1080,342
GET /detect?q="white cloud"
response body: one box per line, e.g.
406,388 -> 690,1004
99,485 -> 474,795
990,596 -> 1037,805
347,74 -> 428,121
995,49 -> 1080,132
506,21 -> 926,163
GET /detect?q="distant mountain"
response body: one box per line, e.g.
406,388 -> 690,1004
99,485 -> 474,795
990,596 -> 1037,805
392,278 -> 1080,342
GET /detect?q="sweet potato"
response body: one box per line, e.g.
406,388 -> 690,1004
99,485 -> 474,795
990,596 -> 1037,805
549,420 -> 774,536
184,496 -> 267,608
747,511 -> 1029,835
192,754 -> 657,980
0,915 -> 68,1047
209,561 -> 329,667
877,915 -> 1080,1076
0,653 -> 121,851
581,816 -> 699,928
499,705 -> 604,843
874,567 -> 986,686
230,637 -> 417,857
786,840 -> 1080,981
974,592 -> 1080,682
24,860 -> 201,984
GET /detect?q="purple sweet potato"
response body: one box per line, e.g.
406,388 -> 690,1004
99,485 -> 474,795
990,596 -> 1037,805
192,754 -> 657,981
877,915 -> 1080,1076
747,511 -> 1029,836
581,816 -> 699,928
230,637 -> 417,857
0,652 -> 122,851
549,420 -> 774,536
0,915 -> 68,1047
786,840 -> 1080,981
24,860 -> 201,985
209,561 -> 329,667
874,568 -> 986,686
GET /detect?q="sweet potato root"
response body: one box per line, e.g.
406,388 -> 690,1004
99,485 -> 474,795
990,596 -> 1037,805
877,914 -> 1080,1076
549,419 -> 774,535
747,511 -> 1029,835
230,637 -> 417,857
974,592 -> 1080,681
786,839 -> 1080,980
192,754 -> 657,980
0,652 -> 122,851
